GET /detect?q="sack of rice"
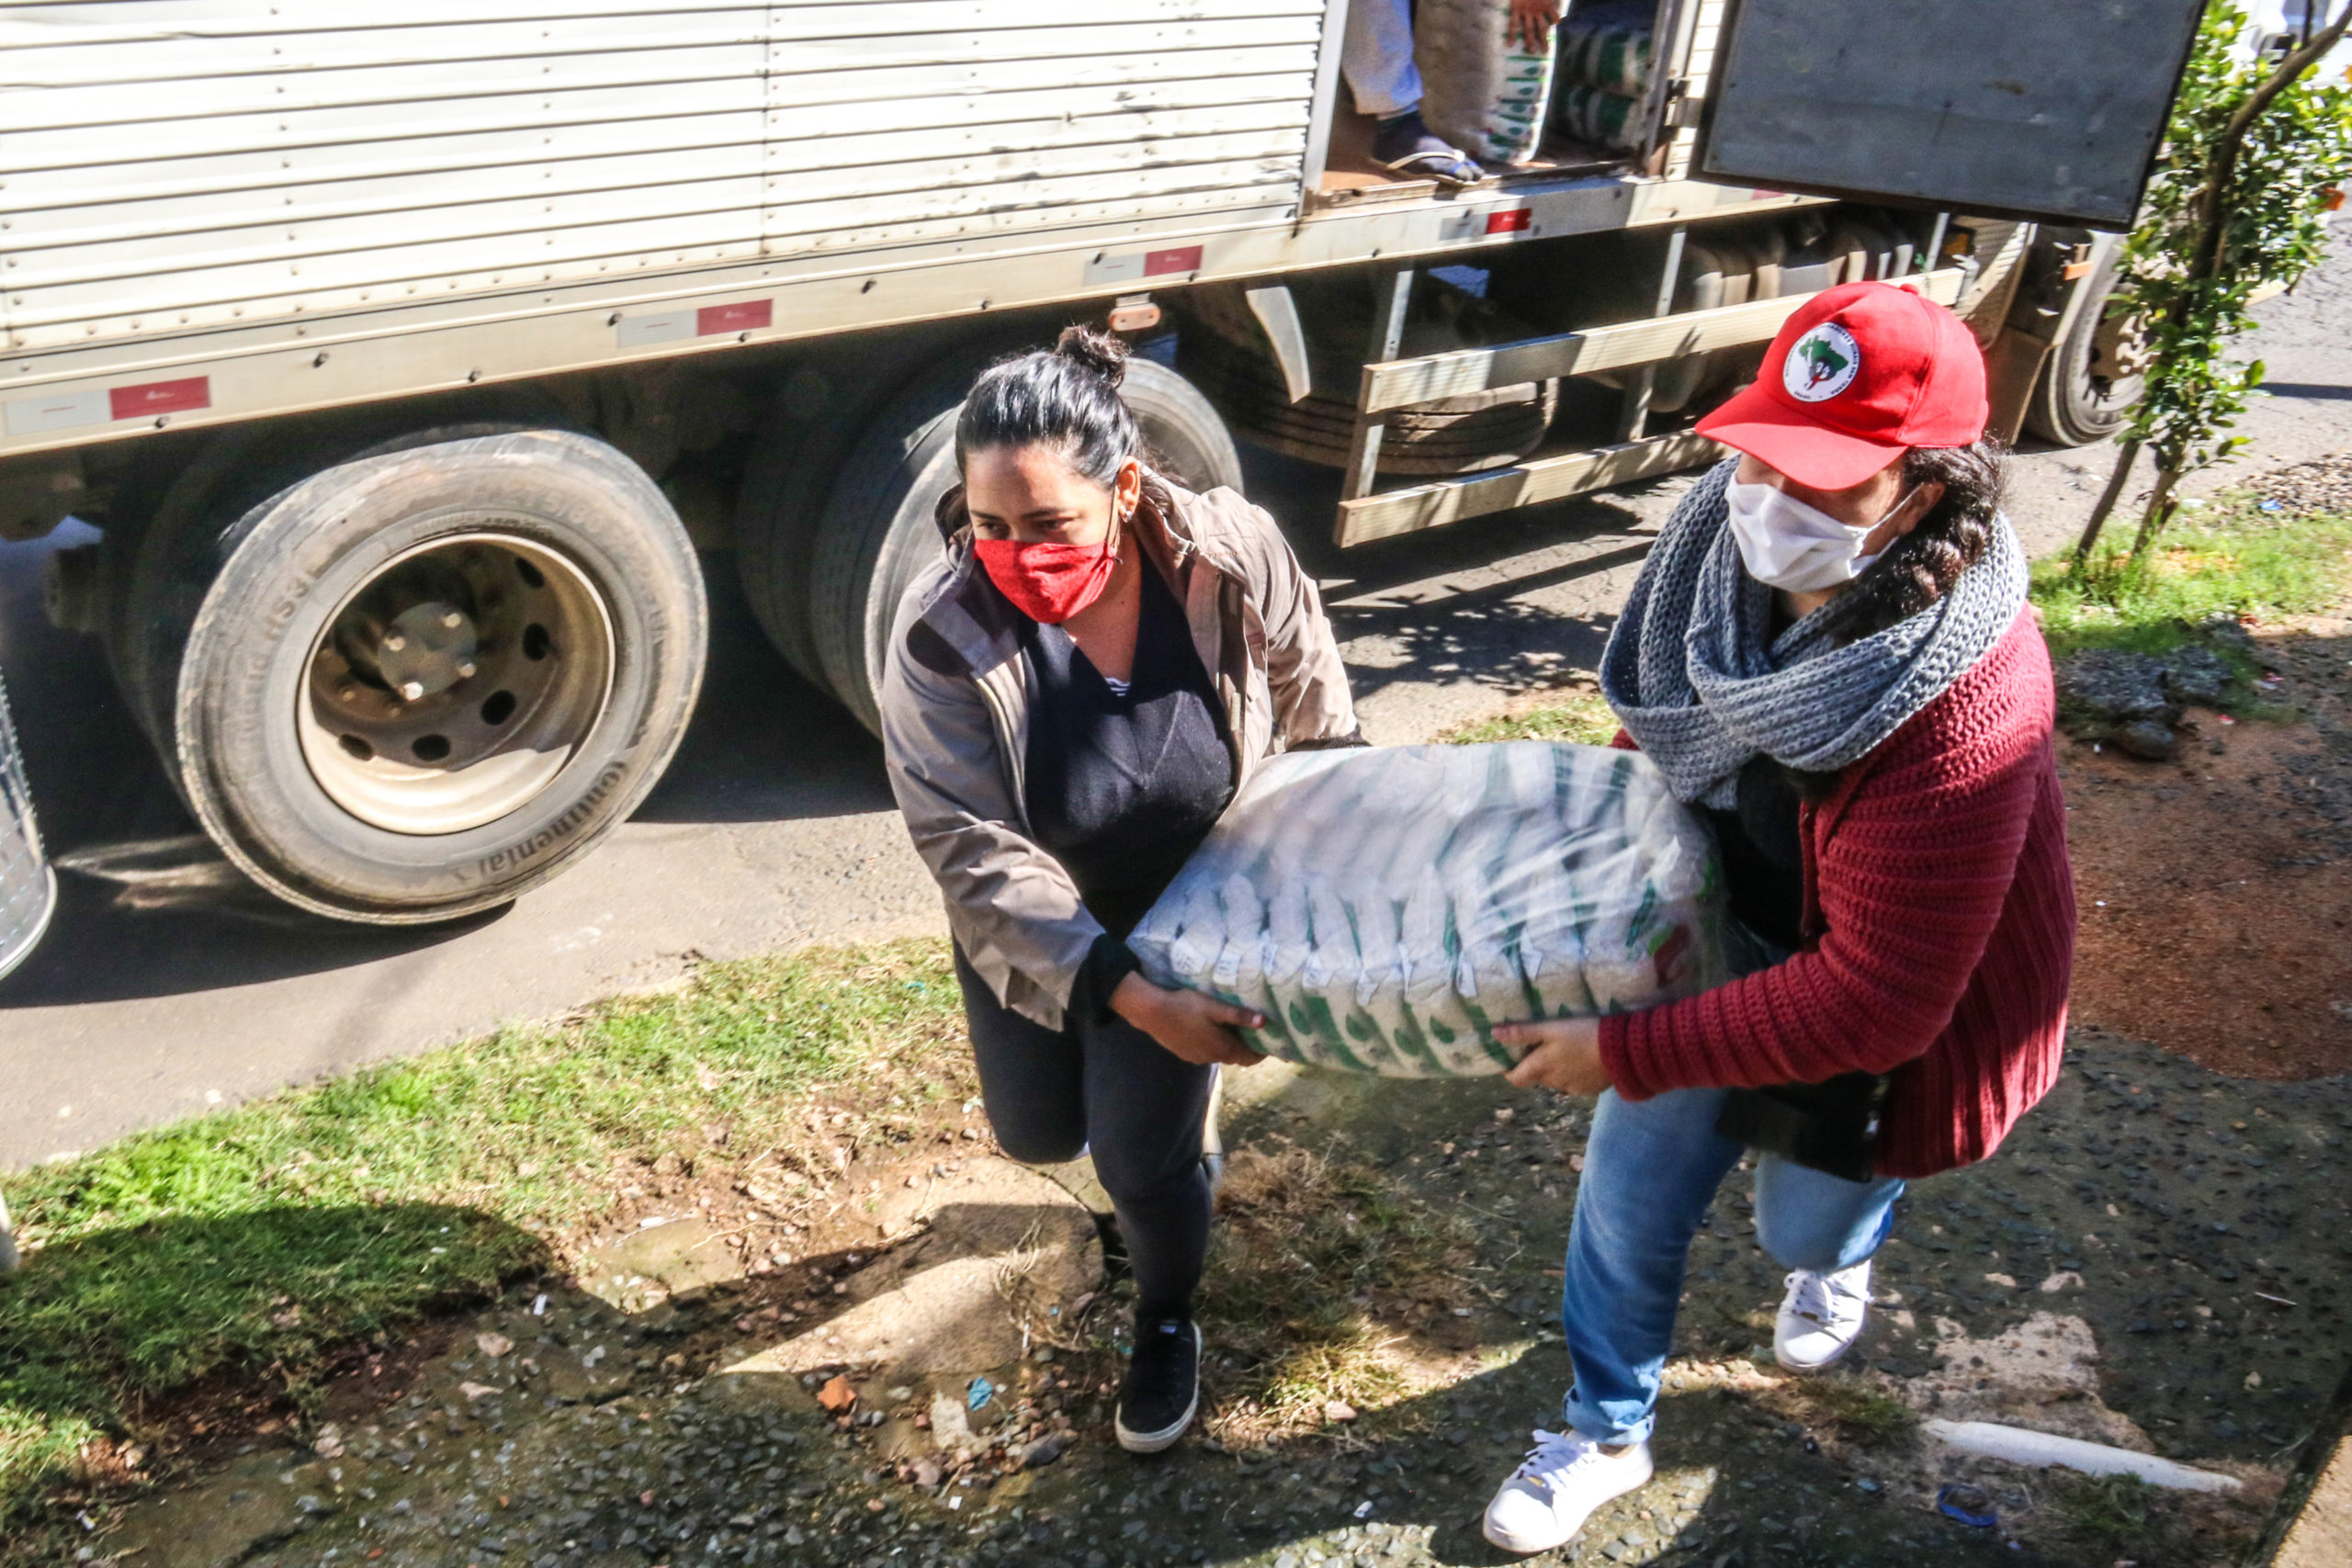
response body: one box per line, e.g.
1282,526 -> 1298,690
1128,742 -> 1730,1077
1552,82 -> 1646,152
1416,0 -> 1560,167
1558,0 -> 1655,96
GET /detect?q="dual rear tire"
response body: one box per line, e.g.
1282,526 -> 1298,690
738,345 -> 1244,733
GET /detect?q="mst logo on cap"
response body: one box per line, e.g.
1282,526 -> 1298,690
1783,321 -> 1860,403
1695,281 -> 1990,491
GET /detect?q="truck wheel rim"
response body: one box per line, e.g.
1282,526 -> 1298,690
298,530 -> 616,835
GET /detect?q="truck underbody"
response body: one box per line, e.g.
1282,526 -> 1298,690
0,0 -> 2188,939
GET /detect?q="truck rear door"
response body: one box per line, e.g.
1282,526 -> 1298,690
1689,0 -> 2208,228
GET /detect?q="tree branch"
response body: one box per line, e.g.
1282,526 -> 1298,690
2190,2 -> 2352,282
2113,4 -> 2352,561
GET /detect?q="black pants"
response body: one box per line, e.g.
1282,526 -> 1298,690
954,947 -> 1214,1318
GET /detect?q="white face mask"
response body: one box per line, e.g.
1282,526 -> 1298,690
1725,479 -> 1915,593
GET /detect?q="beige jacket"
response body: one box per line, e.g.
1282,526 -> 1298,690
880,474 -> 1360,1029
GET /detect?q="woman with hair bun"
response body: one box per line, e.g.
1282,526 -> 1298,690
879,326 -> 1362,1453
1477,282 -> 2076,1555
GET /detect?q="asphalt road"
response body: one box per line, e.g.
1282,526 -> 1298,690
6,248 -> 2352,1168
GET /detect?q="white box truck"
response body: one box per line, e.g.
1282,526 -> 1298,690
0,0 -> 2199,937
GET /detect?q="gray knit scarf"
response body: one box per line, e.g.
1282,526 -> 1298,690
1600,459 -> 2027,809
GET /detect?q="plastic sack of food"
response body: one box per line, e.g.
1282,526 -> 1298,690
1128,742 -> 1730,1077
1552,82 -> 1645,152
1417,0 -> 1559,167
1558,0 -> 1655,96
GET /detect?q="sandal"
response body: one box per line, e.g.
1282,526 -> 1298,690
1373,111 -> 1487,189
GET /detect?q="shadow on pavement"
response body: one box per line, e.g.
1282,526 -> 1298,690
628,553 -> 899,828
2254,381 -> 2352,403
0,869 -> 509,1009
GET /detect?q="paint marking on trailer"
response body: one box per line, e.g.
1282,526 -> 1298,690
7,378 -> 211,434
3,387 -> 107,436
1081,244 -> 1204,287
1439,204 -> 1534,243
108,378 -> 210,421
615,309 -> 695,347
616,299 -> 774,347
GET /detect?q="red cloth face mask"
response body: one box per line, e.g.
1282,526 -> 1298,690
974,536 -> 1120,625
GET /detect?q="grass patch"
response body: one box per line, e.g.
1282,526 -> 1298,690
2049,1471 -> 2175,1555
1780,1377 -> 1919,1447
0,941 -> 961,1529
1440,685 -> 1621,748
2030,499 -> 2352,662
2052,1470 -> 2154,1536
1200,1141 -> 1476,1444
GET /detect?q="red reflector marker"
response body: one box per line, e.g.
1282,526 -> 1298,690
1485,208 -> 1532,235
696,299 -> 773,335
110,377 -> 210,421
1143,245 -> 1204,276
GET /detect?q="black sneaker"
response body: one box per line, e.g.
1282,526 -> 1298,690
1114,1316 -> 1201,1453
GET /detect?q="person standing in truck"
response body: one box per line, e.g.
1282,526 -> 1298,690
879,327 -> 1363,1454
1476,282 -> 2075,1554
1344,0 -> 1488,186
1343,0 -> 1570,185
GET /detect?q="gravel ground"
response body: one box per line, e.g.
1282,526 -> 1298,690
2249,452 -> 2352,513
96,1031 -> 2344,1568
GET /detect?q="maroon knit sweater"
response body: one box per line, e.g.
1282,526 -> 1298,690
1599,610 -> 2076,1179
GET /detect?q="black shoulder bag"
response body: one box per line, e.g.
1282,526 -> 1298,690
1703,756 -> 1888,1184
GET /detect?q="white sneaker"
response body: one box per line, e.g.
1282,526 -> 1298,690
1481,1429 -> 1655,1554
1773,1260 -> 1872,1371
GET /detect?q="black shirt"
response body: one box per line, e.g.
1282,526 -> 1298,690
1021,562 -> 1234,942
1703,753 -> 1806,953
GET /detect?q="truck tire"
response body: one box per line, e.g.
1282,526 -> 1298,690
2025,247 -> 2143,446
733,391 -> 852,690
148,428 -> 707,922
734,357 -> 916,691
808,355 -> 1242,732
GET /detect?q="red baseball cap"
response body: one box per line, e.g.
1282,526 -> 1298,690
1694,280 -> 1988,491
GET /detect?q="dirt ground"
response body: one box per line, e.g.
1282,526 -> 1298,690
87,1020 -> 2349,1568
2063,614 -> 2352,1079
60,540 -> 2352,1568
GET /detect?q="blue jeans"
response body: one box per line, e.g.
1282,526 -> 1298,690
1559,1085 -> 1905,1446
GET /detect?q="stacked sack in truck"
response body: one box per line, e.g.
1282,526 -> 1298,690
1127,742 -> 1730,1077
1418,0 -> 1560,167
1551,0 -> 1656,152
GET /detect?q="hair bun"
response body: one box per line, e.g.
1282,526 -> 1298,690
1053,324 -> 1129,389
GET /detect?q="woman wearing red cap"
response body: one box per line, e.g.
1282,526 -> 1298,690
1478,281 -> 2075,1554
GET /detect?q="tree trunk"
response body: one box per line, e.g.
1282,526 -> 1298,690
2127,464 -> 2186,568
2073,438 -> 2144,565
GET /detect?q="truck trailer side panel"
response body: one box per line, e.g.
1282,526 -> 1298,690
1,1 -> 1322,354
